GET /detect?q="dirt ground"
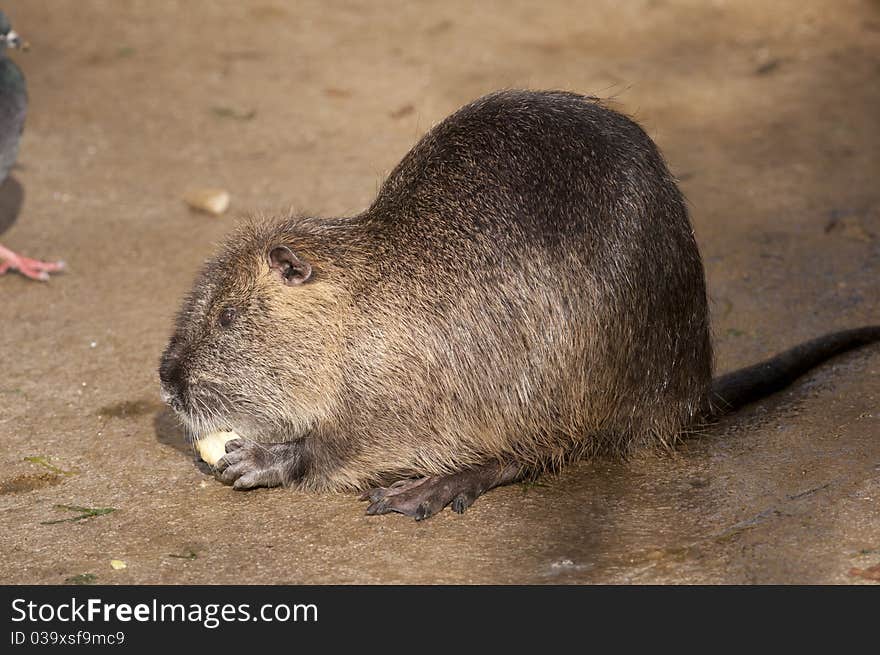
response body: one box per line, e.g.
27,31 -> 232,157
1,0 -> 878,585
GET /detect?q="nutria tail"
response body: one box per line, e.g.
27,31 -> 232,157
710,326 -> 880,416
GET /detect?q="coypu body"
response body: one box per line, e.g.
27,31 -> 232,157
160,90 -> 880,519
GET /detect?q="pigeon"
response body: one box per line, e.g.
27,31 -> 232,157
0,11 -> 63,281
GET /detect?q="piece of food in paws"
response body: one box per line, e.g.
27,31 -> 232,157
195,430 -> 240,465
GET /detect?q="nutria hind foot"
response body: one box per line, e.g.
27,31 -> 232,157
361,460 -> 522,520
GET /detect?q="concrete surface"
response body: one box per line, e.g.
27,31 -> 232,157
0,0 -> 878,584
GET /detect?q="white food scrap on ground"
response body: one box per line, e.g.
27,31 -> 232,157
184,188 -> 231,216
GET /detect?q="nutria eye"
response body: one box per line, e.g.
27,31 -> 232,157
219,307 -> 237,328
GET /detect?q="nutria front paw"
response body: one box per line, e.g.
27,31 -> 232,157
215,439 -> 305,490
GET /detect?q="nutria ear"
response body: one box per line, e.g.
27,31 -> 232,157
268,246 -> 312,285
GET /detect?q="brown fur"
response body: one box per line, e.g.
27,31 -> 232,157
160,90 -> 717,493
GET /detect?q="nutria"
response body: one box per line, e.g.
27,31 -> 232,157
159,89 -> 880,520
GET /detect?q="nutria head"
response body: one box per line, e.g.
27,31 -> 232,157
159,216 -> 348,444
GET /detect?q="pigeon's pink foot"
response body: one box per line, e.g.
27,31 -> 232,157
0,243 -> 65,281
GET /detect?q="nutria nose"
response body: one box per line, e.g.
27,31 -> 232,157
158,353 -> 188,410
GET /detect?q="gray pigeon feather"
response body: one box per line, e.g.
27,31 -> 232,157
0,53 -> 27,182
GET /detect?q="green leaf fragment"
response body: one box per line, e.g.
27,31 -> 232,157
24,456 -> 75,476
41,505 -> 117,525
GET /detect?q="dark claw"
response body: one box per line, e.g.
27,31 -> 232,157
219,463 -> 247,485
415,502 -> 431,521
216,448 -> 246,471
359,478 -> 428,504
366,500 -> 389,515
359,488 -> 382,502
225,438 -> 245,453
451,493 -> 470,514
